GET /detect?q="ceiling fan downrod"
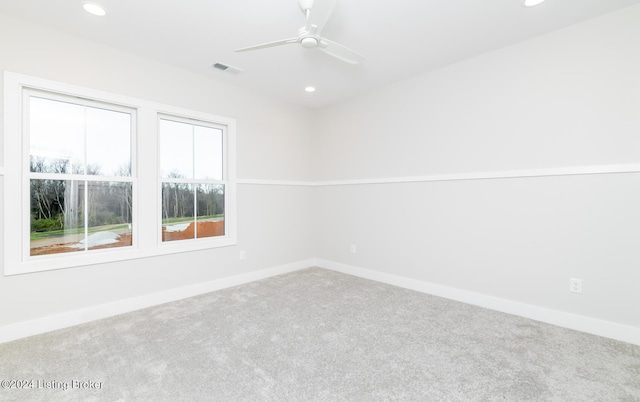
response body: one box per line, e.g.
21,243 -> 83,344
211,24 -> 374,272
299,0 -> 314,14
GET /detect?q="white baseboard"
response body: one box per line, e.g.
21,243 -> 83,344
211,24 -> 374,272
4,258 -> 639,347
315,259 -> 640,346
0,259 -> 314,344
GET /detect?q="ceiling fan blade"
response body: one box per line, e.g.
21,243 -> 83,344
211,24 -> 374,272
235,38 -> 298,52
318,38 -> 364,64
305,0 -> 338,34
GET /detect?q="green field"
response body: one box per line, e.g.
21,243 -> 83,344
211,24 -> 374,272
161,214 -> 223,225
30,223 -> 131,241
31,214 -> 224,240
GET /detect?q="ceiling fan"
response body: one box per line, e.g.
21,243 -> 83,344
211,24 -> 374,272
235,0 -> 363,64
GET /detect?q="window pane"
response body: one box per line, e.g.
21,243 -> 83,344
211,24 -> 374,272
86,107 -> 131,176
194,126 -> 223,180
30,179 -> 84,256
30,180 -> 133,255
196,184 -> 225,238
29,97 -> 85,174
86,182 -> 132,250
160,119 -> 193,179
162,183 -> 194,242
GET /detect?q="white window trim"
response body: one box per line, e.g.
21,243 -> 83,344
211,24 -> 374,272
22,88 -> 139,263
3,71 -> 237,275
157,114 -> 231,247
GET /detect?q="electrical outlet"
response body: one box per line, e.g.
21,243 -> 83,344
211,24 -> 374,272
239,250 -> 246,261
569,278 -> 582,294
350,244 -> 357,254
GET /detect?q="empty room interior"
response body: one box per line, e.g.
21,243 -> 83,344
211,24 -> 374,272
1,0 -> 639,400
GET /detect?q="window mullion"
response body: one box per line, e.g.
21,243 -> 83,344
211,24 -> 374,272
83,106 -> 88,251
192,126 -> 197,239
84,180 -> 88,251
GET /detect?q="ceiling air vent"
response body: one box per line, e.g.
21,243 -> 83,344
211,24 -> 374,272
212,62 -> 243,75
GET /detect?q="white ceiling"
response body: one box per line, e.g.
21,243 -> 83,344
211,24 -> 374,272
0,0 -> 639,108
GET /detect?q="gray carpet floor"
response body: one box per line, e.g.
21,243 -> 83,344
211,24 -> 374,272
0,267 -> 639,401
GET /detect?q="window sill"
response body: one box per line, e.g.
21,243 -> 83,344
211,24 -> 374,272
5,236 -> 237,276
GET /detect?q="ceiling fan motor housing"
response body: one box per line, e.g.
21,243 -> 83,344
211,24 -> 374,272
301,37 -> 318,48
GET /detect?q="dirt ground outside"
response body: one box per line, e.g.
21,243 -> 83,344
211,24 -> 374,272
29,220 -> 225,256
162,221 -> 225,242
30,233 -> 133,256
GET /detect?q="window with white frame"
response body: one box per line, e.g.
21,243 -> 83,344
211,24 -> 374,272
3,72 -> 236,275
159,116 -> 227,242
26,90 -> 135,257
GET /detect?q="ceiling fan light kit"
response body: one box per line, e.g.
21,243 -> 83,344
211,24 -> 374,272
235,0 -> 363,64
300,36 -> 318,49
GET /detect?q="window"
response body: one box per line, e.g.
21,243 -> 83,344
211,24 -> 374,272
27,91 -> 135,257
3,72 -> 236,275
159,116 -> 226,242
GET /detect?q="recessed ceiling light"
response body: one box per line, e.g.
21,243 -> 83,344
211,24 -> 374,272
305,86 -> 316,93
524,0 -> 545,7
83,2 -> 106,16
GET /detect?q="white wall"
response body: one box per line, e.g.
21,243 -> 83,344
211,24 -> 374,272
0,13 -> 314,327
312,5 -> 640,329
2,4 -> 640,342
